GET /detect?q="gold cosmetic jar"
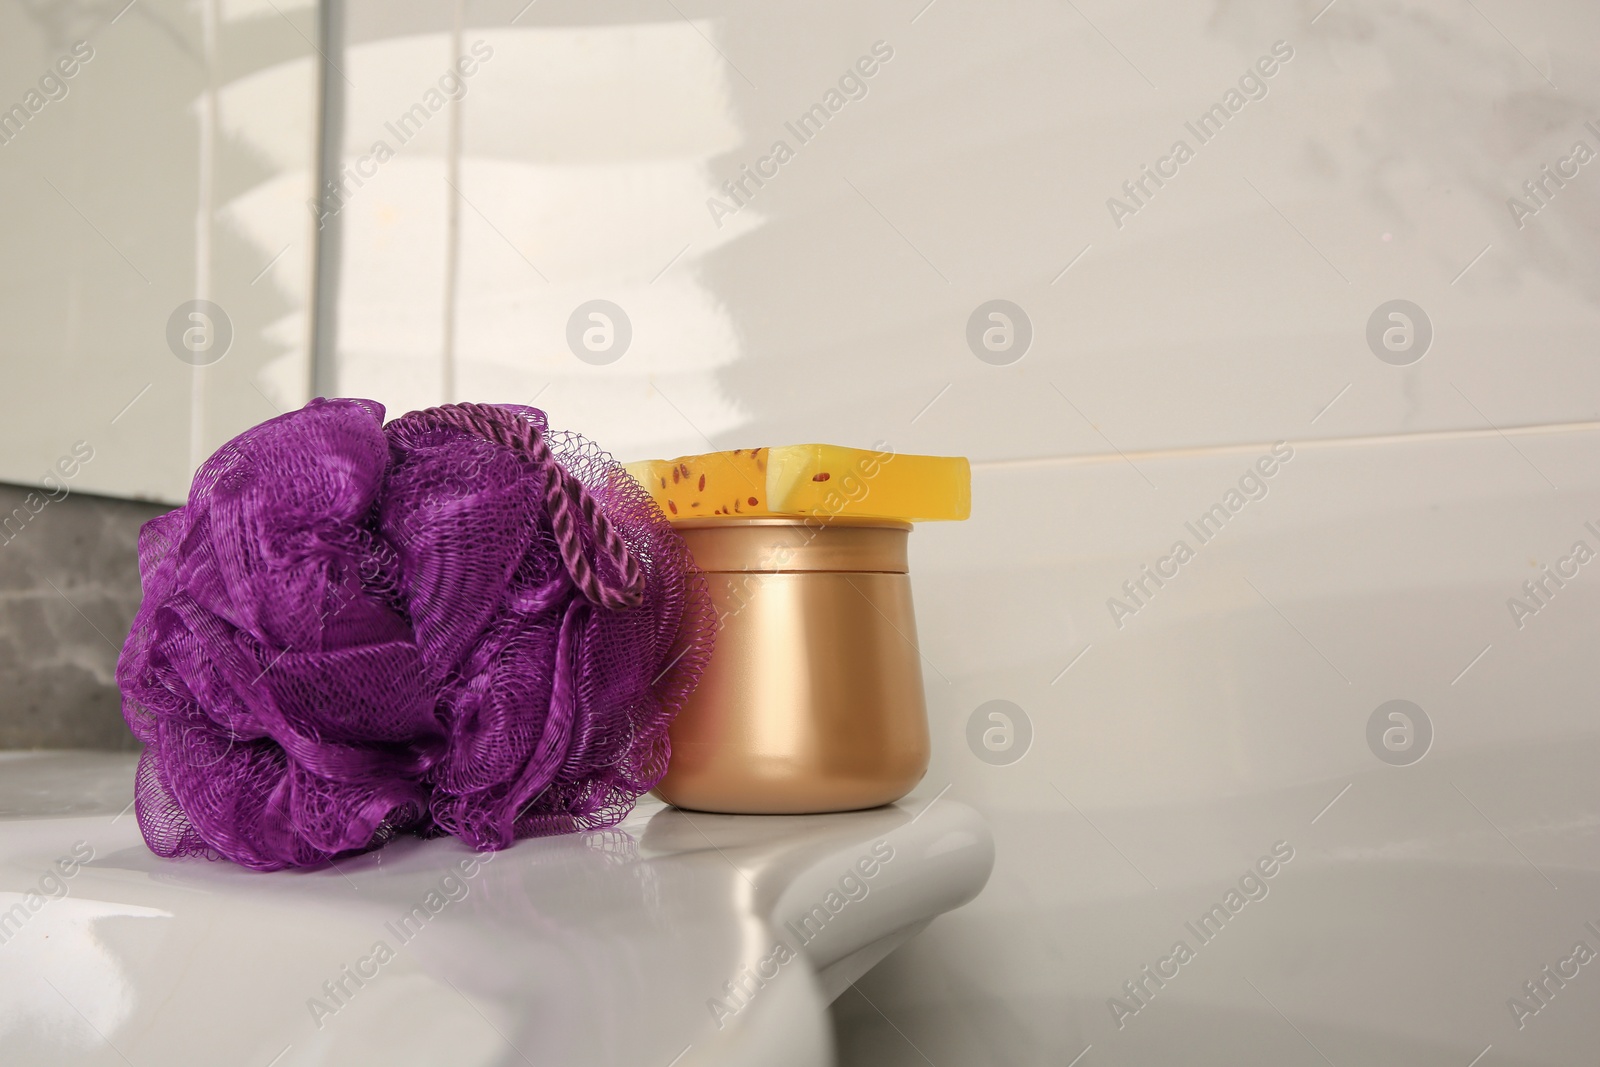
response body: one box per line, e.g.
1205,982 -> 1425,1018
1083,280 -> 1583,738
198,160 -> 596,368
656,517 -> 930,814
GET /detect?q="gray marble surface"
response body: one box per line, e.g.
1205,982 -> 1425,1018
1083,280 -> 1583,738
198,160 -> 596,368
0,481 -> 166,749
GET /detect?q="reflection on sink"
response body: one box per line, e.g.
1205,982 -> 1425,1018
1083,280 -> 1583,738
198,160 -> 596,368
0,891 -> 170,1052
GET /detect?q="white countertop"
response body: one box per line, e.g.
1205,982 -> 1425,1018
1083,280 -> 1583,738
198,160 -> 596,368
0,752 -> 993,1067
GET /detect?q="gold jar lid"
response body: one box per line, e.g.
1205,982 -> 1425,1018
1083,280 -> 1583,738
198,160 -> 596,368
670,516 -> 910,573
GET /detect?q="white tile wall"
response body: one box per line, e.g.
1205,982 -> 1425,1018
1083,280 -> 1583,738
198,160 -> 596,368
851,427 -> 1600,1065
333,0 -> 1600,462
0,0 -> 318,504
324,1 -> 1600,1062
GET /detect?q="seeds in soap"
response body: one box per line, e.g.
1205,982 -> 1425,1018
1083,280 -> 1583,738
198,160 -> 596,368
624,444 -> 970,522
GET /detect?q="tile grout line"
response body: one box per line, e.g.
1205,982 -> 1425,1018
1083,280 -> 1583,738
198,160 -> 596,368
970,419 -> 1600,473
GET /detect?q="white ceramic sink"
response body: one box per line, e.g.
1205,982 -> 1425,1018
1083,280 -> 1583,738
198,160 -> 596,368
0,752 -> 992,1067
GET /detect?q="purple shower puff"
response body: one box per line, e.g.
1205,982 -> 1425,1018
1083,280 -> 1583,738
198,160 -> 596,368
116,398 -> 715,870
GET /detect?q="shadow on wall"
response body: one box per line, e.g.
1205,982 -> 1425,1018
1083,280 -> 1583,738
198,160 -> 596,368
1212,0 -> 1600,306
0,482 -> 164,749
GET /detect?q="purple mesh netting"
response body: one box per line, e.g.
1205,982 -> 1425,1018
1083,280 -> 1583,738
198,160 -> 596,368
115,398 -> 714,871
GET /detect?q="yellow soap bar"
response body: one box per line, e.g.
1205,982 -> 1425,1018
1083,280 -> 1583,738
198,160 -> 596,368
624,445 -> 970,522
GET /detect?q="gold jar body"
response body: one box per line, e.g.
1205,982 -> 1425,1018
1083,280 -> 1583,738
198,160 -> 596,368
657,518 -> 930,814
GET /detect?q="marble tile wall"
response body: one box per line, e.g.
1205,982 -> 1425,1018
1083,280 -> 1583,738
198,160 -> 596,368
0,483 -> 163,750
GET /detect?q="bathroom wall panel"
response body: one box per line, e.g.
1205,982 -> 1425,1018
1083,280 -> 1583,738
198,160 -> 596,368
0,0 -> 318,505
435,0 -> 1600,470
848,426 -> 1600,1064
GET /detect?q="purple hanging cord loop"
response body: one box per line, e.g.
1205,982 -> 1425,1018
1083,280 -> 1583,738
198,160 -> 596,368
416,402 -> 646,612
